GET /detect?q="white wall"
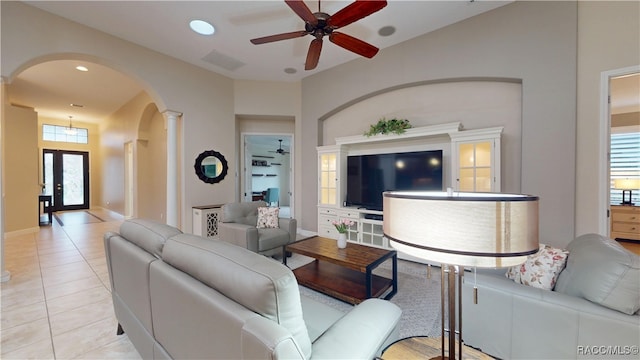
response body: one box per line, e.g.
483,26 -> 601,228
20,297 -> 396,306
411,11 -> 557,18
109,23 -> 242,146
300,1 -> 578,247
575,1 -> 640,236
323,80 -> 522,193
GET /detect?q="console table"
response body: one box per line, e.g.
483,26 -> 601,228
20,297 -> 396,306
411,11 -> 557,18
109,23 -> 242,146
38,194 -> 52,226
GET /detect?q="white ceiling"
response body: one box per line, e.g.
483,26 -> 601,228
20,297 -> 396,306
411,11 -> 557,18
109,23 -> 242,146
10,0 -> 511,122
8,1 -> 639,124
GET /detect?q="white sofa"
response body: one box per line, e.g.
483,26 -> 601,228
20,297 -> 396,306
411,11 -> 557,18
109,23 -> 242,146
462,233 -> 640,359
104,218 -> 402,359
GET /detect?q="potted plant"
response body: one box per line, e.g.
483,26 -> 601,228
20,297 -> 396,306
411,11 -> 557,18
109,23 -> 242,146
332,218 -> 354,248
364,117 -> 412,137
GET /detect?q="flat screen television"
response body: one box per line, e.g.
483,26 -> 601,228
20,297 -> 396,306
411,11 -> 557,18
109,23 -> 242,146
346,150 -> 443,211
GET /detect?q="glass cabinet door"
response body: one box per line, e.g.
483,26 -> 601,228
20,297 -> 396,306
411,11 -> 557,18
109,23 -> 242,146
457,141 -> 493,192
319,153 -> 337,205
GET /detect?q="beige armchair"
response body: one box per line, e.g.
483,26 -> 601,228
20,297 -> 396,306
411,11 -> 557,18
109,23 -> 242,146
218,201 -> 296,262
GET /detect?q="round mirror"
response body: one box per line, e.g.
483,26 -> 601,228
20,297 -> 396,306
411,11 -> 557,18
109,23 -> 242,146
194,150 -> 228,184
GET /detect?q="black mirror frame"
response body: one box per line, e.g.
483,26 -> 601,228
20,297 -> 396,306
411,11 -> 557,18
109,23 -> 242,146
194,150 -> 228,184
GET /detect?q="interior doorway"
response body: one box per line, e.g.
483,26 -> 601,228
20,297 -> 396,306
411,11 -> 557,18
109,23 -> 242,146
242,134 -> 294,218
599,66 -> 640,236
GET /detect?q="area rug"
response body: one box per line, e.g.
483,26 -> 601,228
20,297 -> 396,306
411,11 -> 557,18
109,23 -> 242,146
286,253 -> 443,338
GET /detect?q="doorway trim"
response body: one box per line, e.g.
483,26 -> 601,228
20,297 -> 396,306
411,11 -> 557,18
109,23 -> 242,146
598,65 -> 640,235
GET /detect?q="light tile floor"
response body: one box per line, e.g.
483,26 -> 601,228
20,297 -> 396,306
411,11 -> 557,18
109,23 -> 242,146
1,209 -> 141,359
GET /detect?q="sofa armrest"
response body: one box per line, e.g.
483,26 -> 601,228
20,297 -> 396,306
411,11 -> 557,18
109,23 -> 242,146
311,299 -> 402,359
462,272 -> 640,360
278,218 -> 297,243
241,316 -> 305,360
218,222 -> 259,252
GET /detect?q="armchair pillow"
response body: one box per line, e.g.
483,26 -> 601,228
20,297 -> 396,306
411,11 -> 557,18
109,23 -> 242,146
257,207 -> 279,229
505,244 -> 569,290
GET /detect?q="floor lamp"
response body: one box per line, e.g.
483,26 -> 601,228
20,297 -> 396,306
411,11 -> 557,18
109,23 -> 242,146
383,191 -> 539,360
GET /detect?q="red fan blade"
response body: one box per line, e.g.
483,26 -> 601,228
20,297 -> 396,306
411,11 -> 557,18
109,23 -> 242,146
250,30 -> 308,45
305,38 -> 323,70
329,32 -> 379,58
328,0 -> 387,29
285,0 -> 318,26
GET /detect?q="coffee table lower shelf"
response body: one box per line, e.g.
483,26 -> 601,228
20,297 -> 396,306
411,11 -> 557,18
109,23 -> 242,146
293,260 -> 393,305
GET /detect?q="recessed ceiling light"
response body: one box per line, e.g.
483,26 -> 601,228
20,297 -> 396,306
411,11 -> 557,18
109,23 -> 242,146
284,68 -> 297,74
378,26 -> 396,37
190,20 -> 215,36
76,65 -> 88,72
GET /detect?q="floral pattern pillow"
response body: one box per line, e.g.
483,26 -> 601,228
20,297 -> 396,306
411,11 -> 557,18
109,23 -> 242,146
505,244 -> 569,290
257,207 -> 279,229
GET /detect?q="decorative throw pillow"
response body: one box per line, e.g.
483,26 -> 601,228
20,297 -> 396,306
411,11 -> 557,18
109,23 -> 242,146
505,244 -> 569,290
257,207 -> 279,229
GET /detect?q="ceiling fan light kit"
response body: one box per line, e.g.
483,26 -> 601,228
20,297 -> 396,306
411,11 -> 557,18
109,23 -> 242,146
250,0 -> 388,70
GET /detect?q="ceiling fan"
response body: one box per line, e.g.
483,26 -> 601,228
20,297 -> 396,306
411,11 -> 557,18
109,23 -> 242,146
269,139 -> 291,155
250,0 -> 388,70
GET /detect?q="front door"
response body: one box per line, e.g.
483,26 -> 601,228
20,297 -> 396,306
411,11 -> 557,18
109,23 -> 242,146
43,149 -> 90,211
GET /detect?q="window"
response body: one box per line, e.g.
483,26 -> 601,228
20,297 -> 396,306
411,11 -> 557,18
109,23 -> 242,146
42,124 -> 88,144
610,131 -> 640,205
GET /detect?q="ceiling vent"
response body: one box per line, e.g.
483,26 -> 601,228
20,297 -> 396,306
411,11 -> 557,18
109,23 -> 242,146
201,49 -> 245,71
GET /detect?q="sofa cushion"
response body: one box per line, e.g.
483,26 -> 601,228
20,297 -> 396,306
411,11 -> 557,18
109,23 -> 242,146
555,233 -> 640,315
119,218 -> 182,258
161,234 -> 312,359
257,207 -> 279,229
505,244 -> 569,290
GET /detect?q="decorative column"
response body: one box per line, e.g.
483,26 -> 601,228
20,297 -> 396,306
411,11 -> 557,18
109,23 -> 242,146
0,78 -> 10,282
163,110 -> 182,227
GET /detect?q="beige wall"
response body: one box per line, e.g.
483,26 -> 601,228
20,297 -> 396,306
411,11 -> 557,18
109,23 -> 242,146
322,80 -> 522,193
575,1 -> 640,236
1,1 -> 639,247
4,105 -> 38,233
1,2 -> 236,232
234,80 -> 302,218
300,1 -> 578,247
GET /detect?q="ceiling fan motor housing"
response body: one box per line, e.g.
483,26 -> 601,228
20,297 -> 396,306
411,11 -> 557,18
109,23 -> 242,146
306,12 -> 333,39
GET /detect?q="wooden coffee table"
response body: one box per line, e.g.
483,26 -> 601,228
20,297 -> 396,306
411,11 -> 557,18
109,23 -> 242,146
286,236 -> 397,305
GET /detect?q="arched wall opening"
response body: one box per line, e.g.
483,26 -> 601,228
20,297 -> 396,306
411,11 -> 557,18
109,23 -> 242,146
319,78 -> 523,193
3,53 -> 170,232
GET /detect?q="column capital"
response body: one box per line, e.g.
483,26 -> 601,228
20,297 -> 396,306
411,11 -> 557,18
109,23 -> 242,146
162,110 -> 183,119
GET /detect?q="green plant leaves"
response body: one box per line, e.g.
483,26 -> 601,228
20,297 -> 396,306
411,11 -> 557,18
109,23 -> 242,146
364,117 -> 412,137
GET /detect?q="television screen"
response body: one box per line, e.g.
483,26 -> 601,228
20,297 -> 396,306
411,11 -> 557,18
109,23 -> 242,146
346,150 -> 443,211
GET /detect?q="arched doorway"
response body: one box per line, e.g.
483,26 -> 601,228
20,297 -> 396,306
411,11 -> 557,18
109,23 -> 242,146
4,56 -> 169,230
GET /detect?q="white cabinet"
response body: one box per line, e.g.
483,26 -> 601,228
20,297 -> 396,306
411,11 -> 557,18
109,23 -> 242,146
450,127 -> 502,192
317,205 -> 386,248
316,123 -> 503,252
192,205 -> 223,239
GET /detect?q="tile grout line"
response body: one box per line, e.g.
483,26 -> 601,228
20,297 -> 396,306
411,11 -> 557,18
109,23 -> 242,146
56,218 -> 122,358
34,231 -> 58,359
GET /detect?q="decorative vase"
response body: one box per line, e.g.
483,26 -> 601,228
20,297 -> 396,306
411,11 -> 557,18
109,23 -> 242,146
337,233 -> 347,249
